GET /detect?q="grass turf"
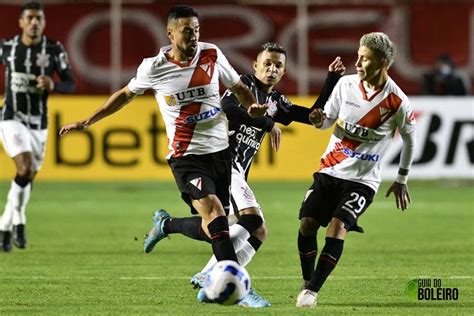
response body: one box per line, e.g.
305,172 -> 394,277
0,180 -> 472,315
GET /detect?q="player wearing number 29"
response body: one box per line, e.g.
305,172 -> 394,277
296,32 -> 417,308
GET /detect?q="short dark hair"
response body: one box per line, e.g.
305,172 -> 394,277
166,5 -> 199,24
259,42 -> 287,58
20,1 -> 43,15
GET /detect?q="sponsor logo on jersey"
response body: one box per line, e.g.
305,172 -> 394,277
11,72 -> 37,93
183,107 -> 221,124
233,124 -> 262,150
190,177 -> 202,190
337,119 -> 370,138
36,52 -> 50,68
336,145 -> 380,162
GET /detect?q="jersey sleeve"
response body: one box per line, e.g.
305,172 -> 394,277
127,58 -> 154,95
323,77 -> 344,120
52,41 -> 75,93
395,99 -> 417,170
215,46 -> 240,88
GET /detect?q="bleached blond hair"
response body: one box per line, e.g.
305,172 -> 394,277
360,32 -> 396,68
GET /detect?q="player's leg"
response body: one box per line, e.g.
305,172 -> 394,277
299,178 -> 375,307
11,152 -> 36,248
296,173 -> 333,307
0,121 -> 41,251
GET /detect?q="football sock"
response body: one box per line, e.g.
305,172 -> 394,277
163,216 -> 210,242
1,180 -> 31,230
308,237 -> 344,292
298,231 -> 318,282
201,228 -> 262,272
207,216 -> 237,262
236,214 -> 263,234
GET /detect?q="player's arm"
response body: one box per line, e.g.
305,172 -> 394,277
222,90 -> 274,131
59,86 -> 136,136
310,56 -> 345,111
37,43 -> 75,93
385,107 -> 417,211
230,80 -> 268,117
275,57 -> 344,126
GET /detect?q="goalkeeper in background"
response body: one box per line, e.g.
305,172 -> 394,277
296,32 -> 417,308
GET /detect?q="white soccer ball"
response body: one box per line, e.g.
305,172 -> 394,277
204,260 -> 251,305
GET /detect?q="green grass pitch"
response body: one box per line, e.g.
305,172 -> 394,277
0,180 -> 472,315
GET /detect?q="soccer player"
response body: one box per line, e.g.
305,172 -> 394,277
143,42 -> 345,307
0,1 -> 75,252
295,32 -> 417,308
59,5 -> 267,264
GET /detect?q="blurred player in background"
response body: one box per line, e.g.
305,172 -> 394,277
59,5 -> 267,265
143,42 -> 345,307
296,32 -> 417,308
0,1 -> 75,252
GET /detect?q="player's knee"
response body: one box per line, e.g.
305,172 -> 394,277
237,214 -> 263,235
299,217 -> 319,236
253,222 -> 267,242
327,217 -> 347,238
16,164 -> 35,180
199,194 -> 226,219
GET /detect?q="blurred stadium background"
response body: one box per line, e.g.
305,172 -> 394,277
0,0 -> 473,314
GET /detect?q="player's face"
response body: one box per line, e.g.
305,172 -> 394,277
253,50 -> 287,89
19,9 -> 45,39
167,17 -> 200,59
355,45 -> 385,83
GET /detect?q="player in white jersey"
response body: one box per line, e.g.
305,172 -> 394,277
59,5 -> 267,267
296,32 -> 417,308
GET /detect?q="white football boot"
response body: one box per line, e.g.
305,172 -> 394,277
296,289 -> 317,307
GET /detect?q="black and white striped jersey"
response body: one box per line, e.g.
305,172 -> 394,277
0,35 -> 75,130
222,73 -> 341,178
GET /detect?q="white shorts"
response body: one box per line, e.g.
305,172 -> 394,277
229,166 -> 265,221
0,120 -> 48,171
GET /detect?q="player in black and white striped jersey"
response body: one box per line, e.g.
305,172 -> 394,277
0,1 -> 75,252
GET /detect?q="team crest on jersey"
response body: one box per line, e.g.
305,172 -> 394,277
266,99 -> 278,117
164,95 -> 177,106
36,52 -> 50,68
379,106 -> 391,122
199,62 -> 214,78
190,177 -> 202,191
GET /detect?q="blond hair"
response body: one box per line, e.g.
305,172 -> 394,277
360,32 -> 396,68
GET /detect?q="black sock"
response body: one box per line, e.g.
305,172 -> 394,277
14,175 -> 31,188
308,237 -> 344,292
207,216 -> 237,262
163,217 -> 211,243
236,214 -> 263,234
298,231 -> 318,282
247,235 -> 262,251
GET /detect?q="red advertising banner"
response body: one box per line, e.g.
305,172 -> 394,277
0,1 -> 473,95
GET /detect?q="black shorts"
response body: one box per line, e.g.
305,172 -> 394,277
168,148 -> 231,215
299,173 -> 375,230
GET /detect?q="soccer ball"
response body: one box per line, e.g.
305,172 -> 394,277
203,260 -> 251,305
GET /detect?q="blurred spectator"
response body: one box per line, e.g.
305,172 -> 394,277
422,54 -> 471,95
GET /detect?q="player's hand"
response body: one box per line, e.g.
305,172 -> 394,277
328,56 -> 345,76
59,120 -> 89,137
36,75 -> 55,91
309,108 -> 326,128
247,103 -> 268,118
270,124 -> 281,152
385,182 -> 411,211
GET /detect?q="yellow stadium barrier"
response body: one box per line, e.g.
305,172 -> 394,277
0,96 -> 332,181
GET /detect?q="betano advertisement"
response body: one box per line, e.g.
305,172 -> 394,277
0,96 -> 472,181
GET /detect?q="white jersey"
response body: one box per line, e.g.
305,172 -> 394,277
128,42 -> 240,159
319,74 -> 416,192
